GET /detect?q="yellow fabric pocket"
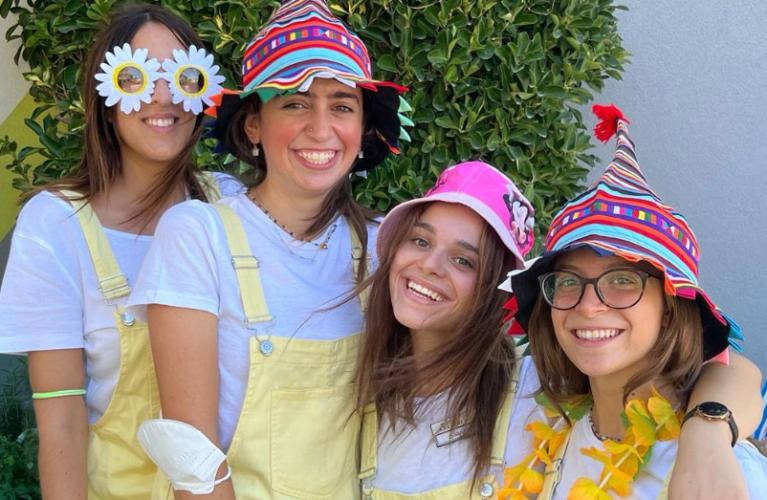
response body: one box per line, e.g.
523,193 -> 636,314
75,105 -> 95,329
270,383 -> 359,499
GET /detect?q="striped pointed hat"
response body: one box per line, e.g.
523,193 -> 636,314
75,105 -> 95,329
206,0 -> 411,171
502,104 -> 740,360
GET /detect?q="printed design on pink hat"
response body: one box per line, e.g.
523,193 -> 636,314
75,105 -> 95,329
504,189 -> 534,253
425,171 -> 449,197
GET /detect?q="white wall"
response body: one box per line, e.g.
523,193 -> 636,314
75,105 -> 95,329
0,12 -> 29,122
585,1 -> 767,371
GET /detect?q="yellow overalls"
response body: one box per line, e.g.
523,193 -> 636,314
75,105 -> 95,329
65,174 -> 222,499
358,387 -> 517,499
209,204 -> 368,499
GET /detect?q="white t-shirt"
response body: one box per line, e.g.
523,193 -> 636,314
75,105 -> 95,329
0,172 -> 243,424
507,358 -> 767,499
371,356 -> 540,493
127,193 -> 379,448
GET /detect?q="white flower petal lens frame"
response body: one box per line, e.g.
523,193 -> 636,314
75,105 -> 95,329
94,43 -> 225,115
162,45 -> 226,114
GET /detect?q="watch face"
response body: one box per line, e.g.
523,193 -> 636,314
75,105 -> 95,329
698,401 -> 729,417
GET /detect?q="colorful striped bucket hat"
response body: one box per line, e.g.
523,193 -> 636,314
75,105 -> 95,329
501,104 -> 741,360
205,0 -> 411,171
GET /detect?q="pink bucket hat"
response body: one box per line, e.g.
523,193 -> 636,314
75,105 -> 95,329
377,161 -> 535,267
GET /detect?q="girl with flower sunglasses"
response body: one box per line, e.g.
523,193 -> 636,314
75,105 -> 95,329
0,4 -> 240,498
501,105 -> 766,499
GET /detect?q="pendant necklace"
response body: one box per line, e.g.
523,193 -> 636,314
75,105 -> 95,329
249,192 -> 337,250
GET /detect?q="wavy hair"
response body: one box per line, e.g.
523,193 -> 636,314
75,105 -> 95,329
355,202 -> 517,484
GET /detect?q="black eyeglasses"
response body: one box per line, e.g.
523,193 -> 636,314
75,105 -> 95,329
538,268 -> 660,310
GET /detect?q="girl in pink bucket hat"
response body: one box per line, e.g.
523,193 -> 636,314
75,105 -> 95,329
356,160 -> 536,498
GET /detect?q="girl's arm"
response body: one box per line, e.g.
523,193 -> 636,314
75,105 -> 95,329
669,352 -> 762,500
28,349 -> 88,499
148,304 -> 235,500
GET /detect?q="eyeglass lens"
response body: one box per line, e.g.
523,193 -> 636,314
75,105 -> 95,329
541,269 -> 648,309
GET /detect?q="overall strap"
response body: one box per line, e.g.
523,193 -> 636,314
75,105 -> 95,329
197,171 -> 222,202
350,225 -> 370,313
490,363 -> 522,466
656,459 -> 674,500
538,421 -> 572,500
214,204 -> 273,326
62,190 -> 130,301
358,403 -> 378,481
358,367 -> 522,482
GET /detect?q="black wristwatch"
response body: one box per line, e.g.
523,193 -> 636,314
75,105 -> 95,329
682,401 -> 738,447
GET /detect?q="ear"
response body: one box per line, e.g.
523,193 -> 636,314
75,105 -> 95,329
244,112 -> 261,145
661,304 -> 671,329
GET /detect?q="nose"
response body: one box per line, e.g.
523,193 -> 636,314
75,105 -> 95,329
306,107 -> 332,141
151,77 -> 172,106
574,282 -> 607,316
418,249 -> 446,277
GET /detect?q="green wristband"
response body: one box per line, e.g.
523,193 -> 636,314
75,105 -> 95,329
32,389 -> 86,400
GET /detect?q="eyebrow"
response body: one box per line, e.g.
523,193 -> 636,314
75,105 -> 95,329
298,90 -> 361,102
413,222 -> 480,254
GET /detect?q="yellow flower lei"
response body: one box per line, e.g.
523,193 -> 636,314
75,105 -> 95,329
497,388 -> 682,500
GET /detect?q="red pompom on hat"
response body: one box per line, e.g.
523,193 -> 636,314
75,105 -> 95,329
592,103 -> 629,143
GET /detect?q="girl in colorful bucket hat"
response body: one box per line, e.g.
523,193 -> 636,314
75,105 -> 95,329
355,160 -> 536,498
498,105 -> 766,499
0,4 -> 240,498
128,0 -> 410,498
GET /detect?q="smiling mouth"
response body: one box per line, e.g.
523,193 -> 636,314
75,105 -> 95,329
144,117 -> 176,128
297,150 -> 337,165
407,280 -> 445,302
572,328 -> 623,341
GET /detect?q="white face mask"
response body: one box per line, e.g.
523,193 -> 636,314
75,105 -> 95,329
95,43 -> 225,115
137,419 -> 230,494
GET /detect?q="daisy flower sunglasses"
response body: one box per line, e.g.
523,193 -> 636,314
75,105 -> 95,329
95,43 -> 225,115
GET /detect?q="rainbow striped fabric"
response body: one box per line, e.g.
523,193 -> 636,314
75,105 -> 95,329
546,119 -> 702,301
242,0 -> 374,94
505,104 -> 741,360
756,379 -> 767,440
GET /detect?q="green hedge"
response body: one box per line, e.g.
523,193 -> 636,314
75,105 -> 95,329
0,358 -> 38,498
1,0 -> 628,238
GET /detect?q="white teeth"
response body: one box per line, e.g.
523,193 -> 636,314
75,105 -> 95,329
298,150 -> 335,164
407,280 -> 444,302
145,118 -> 175,127
574,329 -> 621,340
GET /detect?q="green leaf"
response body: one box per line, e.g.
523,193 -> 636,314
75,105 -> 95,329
376,54 -> 397,73
427,47 -> 448,65
0,0 -> 13,17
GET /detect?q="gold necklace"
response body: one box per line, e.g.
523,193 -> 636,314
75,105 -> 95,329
248,192 -> 337,250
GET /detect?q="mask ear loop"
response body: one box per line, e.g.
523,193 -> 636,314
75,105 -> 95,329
94,43 -> 162,114
161,45 -> 226,115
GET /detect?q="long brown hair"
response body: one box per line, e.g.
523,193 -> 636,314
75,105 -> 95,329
528,270 -> 704,414
226,93 -> 378,282
355,202 -> 517,484
42,3 -> 211,222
